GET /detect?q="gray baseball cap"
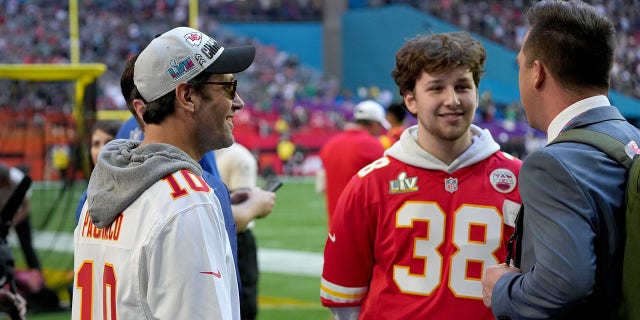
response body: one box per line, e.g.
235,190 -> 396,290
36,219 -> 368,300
134,26 -> 256,102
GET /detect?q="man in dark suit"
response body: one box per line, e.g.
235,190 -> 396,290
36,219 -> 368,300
481,1 -> 640,319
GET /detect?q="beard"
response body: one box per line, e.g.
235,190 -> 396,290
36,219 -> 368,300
198,123 -> 235,154
421,116 -> 472,142
210,130 -> 235,151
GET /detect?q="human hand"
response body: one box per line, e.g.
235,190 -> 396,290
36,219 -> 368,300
232,187 -> 276,232
481,263 -> 521,307
0,289 -> 27,320
246,187 -> 276,219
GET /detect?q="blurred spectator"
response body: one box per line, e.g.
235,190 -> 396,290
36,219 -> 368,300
317,100 -> 388,225
0,162 -> 59,313
215,142 -> 277,320
88,120 -> 122,171
380,101 -> 408,149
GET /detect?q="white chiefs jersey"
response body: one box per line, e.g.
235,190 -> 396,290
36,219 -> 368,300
72,169 -> 239,319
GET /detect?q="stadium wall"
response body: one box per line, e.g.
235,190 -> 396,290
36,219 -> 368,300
222,22 -> 323,70
223,4 -> 640,119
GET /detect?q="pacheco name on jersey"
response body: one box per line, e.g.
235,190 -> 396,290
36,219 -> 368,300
79,212 -> 124,241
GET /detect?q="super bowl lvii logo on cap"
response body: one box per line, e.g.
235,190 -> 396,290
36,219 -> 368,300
168,57 -> 196,80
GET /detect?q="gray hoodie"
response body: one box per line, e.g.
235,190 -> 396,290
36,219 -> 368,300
86,139 -> 202,228
384,124 -> 501,173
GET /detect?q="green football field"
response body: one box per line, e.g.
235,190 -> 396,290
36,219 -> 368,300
11,177 -> 332,320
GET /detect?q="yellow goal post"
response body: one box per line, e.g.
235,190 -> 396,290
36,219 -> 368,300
0,63 -> 106,137
0,63 -> 107,180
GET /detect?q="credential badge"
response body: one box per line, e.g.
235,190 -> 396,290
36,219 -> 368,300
625,140 -> 640,158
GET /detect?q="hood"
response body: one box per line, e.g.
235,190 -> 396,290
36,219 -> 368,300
86,139 -> 202,228
384,124 -> 500,173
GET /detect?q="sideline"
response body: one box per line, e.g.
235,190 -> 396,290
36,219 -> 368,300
8,230 -> 323,277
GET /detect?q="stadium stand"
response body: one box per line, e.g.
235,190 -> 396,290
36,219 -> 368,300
0,0 -> 638,178
386,0 -> 640,100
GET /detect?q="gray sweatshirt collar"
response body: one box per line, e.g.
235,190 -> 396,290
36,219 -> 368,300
384,124 -> 500,173
87,139 -> 202,228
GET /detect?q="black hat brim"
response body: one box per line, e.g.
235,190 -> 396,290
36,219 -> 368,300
206,45 -> 256,74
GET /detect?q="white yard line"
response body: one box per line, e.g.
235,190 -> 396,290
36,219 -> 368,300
257,248 -> 323,276
8,231 -> 323,277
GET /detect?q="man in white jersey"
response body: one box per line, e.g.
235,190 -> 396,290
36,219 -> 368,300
72,26 -> 255,319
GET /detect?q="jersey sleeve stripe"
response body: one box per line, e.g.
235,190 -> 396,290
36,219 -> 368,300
320,277 -> 368,303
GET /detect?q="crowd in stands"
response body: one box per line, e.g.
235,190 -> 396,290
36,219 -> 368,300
377,0 -> 640,100
0,0 -> 637,175
2,1 -> 638,107
158,0 -> 640,100
204,0 -> 323,21
0,0 -> 349,128
0,0 -> 355,179
1,1 -> 638,112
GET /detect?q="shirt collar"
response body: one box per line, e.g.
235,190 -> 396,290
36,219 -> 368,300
546,95 -> 611,143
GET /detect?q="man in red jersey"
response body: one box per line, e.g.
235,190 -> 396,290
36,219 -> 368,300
318,99 -> 388,225
320,31 -> 522,320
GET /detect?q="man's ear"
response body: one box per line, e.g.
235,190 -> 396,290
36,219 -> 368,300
404,90 -> 418,115
175,83 -> 195,112
533,60 -> 546,90
132,99 -> 147,124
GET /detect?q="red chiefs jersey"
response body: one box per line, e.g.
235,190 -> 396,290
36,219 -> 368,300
321,152 -> 522,319
320,128 -> 385,223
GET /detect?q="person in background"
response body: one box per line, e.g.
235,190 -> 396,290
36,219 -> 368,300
0,162 -> 30,319
321,31 -> 522,319
72,26 -> 256,318
1,161 -> 60,313
481,1 -> 640,319
317,99 -> 388,225
74,120 -> 122,223
215,141 -> 276,320
0,289 -> 26,320
380,101 -> 408,149
89,120 -> 122,169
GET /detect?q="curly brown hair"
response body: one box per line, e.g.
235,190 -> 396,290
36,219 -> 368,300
391,31 -> 486,108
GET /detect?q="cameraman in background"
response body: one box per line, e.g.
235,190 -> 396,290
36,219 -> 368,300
0,162 -> 32,319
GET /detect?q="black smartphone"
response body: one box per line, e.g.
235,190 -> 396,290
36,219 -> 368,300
264,180 -> 283,192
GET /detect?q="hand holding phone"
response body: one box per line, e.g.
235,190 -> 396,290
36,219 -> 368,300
264,180 -> 283,192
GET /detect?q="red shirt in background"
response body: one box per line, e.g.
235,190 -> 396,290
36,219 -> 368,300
319,128 -> 385,224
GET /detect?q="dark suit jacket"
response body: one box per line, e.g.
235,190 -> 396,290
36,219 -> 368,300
492,106 -> 640,319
